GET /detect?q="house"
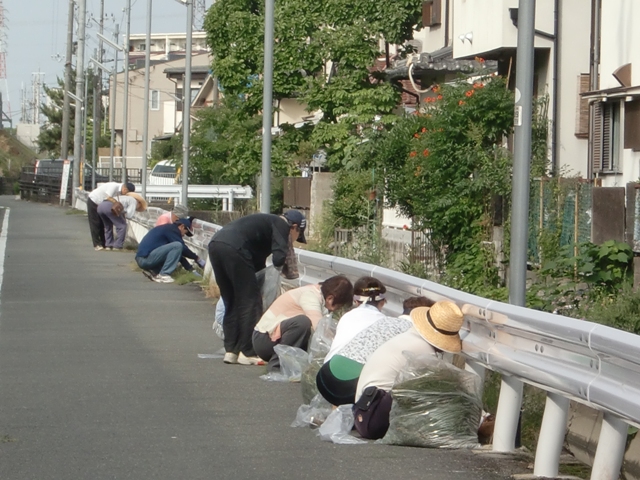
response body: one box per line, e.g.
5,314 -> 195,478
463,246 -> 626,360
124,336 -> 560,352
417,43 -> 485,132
127,32 -> 209,67
107,53 -> 211,169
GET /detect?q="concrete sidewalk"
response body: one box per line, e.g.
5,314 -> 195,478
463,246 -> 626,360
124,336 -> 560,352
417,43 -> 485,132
0,197 -> 528,480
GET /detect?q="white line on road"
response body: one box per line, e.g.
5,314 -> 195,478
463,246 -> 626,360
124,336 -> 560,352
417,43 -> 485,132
0,207 -> 10,298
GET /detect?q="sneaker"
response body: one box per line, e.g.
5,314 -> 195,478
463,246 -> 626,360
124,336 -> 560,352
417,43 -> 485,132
141,270 -> 154,281
238,352 -> 266,366
223,352 -> 238,364
152,274 -> 174,283
94,246 -> 104,251
104,247 -> 113,251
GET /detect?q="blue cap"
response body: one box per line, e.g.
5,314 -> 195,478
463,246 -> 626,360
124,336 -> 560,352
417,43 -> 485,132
175,218 -> 194,236
283,210 -> 307,244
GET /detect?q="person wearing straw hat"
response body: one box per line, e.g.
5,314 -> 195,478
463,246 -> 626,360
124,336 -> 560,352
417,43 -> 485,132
352,300 -> 464,440
97,192 -> 148,251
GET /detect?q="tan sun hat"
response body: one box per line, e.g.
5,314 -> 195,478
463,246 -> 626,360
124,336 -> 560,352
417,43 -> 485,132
126,192 -> 148,212
410,300 -> 464,353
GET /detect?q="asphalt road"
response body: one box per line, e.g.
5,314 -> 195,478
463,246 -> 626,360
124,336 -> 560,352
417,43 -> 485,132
0,197 -> 529,480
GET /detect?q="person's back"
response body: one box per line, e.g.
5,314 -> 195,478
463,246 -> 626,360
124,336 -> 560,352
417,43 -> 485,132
211,213 -> 290,270
137,223 -> 182,258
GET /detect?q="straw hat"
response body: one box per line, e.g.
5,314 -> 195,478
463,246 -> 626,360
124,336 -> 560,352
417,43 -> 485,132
126,192 -> 148,212
410,300 -> 464,353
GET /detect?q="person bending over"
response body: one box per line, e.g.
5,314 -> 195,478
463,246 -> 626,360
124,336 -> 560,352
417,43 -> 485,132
97,192 -> 147,250
353,300 -> 463,440
135,218 -> 205,283
315,277 -> 388,406
87,181 -> 135,250
252,275 -> 354,372
208,211 -> 306,366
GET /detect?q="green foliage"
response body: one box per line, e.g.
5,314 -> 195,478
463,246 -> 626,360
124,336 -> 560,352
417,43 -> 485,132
330,169 -> 380,229
576,284 -> 640,335
204,0 -> 422,167
541,240 -> 632,292
37,72 -> 109,160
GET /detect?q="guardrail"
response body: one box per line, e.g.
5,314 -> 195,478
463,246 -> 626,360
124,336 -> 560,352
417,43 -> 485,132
73,189 -> 639,480
131,184 -> 253,211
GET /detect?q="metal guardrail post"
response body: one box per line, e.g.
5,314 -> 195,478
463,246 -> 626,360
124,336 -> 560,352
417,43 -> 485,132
591,413 -> 628,480
533,392 -> 570,477
493,374 -> 524,452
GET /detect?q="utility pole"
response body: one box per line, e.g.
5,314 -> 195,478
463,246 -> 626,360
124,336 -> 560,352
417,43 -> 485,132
181,0 -> 193,207
493,0 -> 536,454
72,0 -> 86,204
141,0 -> 152,197
108,24 -> 120,182
260,0 -> 275,213
96,0 -> 104,175
61,0 -> 74,161
121,0 -> 131,183
91,49 -> 98,189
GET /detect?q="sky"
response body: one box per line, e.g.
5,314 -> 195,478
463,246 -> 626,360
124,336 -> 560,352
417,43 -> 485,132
4,0 -> 210,124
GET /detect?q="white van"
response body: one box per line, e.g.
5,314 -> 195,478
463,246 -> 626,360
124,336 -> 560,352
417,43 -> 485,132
148,160 -> 178,185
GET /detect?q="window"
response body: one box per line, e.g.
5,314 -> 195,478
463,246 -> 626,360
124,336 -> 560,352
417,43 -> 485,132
592,101 -> 621,172
422,0 -> 442,27
176,88 -> 183,112
624,100 -> 640,151
150,90 -> 160,110
138,43 -> 146,51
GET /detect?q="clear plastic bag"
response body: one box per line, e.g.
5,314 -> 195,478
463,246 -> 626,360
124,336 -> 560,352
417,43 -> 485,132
379,353 -> 482,449
260,345 -> 310,382
317,405 -> 367,445
308,314 -> 338,361
256,265 -> 282,311
291,393 -> 333,428
212,299 -> 225,340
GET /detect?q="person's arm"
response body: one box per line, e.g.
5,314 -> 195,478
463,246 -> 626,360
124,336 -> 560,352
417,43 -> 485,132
271,218 -> 290,267
104,183 -> 122,203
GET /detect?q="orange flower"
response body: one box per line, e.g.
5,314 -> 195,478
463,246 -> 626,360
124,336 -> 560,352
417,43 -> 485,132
431,85 -> 441,93
465,90 -> 474,97
422,149 -> 430,157
437,94 -> 443,100
414,133 -> 420,138
409,151 -> 417,157
458,100 -> 465,106
421,127 -> 427,133
473,82 -> 484,89
475,56 -> 485,63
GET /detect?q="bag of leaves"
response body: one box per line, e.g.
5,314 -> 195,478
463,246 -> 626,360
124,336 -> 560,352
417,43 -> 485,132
379,353 -> 482,449
260,345 -> 310,383
301,315 -> 337,403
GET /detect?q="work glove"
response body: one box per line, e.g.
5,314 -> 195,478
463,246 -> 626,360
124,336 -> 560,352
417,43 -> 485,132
191,269 -> 202,278
196,258 -> 206,269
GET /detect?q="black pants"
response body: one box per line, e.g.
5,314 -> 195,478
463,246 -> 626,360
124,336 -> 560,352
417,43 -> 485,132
252,315 -> 312,371
87,198 -> 105,248
209,241 -> 262,356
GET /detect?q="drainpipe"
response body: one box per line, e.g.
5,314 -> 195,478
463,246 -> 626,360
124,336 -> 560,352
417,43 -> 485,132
550,0 -> 559,175
587,0 -> 601,180
444,0 -> 450,47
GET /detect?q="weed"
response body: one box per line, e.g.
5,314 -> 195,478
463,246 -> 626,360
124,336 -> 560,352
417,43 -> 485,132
65,208 -> 86,215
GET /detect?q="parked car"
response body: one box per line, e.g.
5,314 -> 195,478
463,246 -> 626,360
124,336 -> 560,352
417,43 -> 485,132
148,160 -> 178,186
34,159 -> 109,190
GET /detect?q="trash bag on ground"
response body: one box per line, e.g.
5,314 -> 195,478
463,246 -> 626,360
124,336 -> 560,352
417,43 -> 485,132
317,405 -> 367,445
379,353 -> 482,449
291,393 -> 333,428
300,357 -> 323,404
212,299 -> 225,340
256,265 -> 282,312
308,314 -> 338,361
260,345 -> 310,382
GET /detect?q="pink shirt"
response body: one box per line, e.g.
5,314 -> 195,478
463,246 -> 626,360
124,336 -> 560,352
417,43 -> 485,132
255,284 -> 327,335
155,212 -> 176,226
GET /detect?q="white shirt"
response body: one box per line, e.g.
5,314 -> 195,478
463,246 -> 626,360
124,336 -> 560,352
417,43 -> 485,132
255,284 -> 327,334
89,182 -> 122,204
324,303 -> 386,363
355,323 -> 436,402
114,195 -> 138,219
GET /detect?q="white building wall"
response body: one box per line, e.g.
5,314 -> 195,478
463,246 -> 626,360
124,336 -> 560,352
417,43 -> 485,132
555,0 -> 590,178
599,0 -> 640,187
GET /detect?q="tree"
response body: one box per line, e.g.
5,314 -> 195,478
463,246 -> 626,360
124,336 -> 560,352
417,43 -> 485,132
203,0 -> 423,168
37,71 -> 109,161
